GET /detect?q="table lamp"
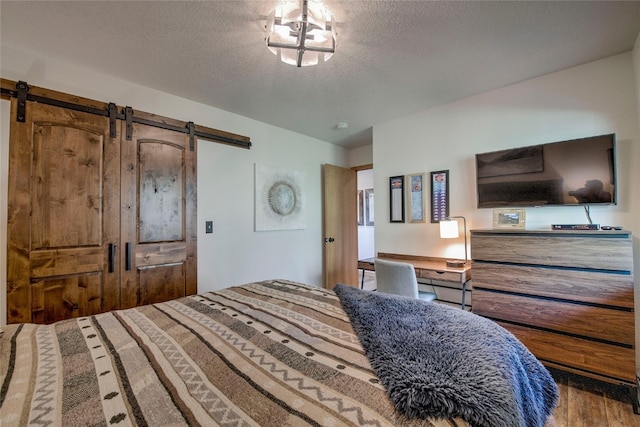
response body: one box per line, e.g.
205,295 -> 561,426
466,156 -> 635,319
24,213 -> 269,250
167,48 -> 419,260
439,216 -> 467,268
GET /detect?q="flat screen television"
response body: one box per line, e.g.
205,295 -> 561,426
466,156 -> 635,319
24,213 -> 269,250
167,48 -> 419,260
475,133 -> 616,208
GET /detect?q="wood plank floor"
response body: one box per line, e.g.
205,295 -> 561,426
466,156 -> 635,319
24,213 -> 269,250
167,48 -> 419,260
548,368 -> 638,427
357,270 -> 640,426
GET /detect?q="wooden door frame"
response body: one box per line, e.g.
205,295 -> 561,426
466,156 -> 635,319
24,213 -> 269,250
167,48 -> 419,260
352,163 -> 373,172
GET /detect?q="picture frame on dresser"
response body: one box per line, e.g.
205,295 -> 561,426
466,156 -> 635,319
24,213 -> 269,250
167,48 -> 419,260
492,208 -> 526,229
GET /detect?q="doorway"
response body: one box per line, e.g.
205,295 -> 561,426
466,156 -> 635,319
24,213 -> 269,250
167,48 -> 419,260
357,168 -> 375,290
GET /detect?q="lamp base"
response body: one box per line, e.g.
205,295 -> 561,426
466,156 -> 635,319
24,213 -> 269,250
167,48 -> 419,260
446,260 -> 465,268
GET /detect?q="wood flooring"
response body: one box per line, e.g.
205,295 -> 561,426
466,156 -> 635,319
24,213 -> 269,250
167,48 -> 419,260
357,270 -> 640,426
549,368 -> 638,427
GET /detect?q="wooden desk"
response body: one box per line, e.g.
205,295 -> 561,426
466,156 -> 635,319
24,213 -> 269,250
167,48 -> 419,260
359,253 -> 472,309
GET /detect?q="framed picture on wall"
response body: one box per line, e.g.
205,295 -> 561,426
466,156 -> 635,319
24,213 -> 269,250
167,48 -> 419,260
358,190 -> 364,225
389,176 -> 405,223
357,190 -> 364,226
407,173 -> 425,223
430,170 -> 449,223
365,188 -> 374,226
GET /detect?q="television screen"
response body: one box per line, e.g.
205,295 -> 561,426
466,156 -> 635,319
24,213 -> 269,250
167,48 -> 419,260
475,134 -> 616,208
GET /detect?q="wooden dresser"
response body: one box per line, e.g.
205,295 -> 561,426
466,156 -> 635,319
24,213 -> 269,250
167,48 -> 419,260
470,229 -> 637,399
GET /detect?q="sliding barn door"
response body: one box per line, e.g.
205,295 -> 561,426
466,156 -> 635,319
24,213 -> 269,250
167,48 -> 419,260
6,101 -> 120,324
119,121 -> 197,308
7,100 -> 197,323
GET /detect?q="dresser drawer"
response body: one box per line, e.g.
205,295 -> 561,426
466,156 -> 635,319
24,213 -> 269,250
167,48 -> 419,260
471,233 -> 633,271
500,322 -> 636,384
474,290 -> 634,345
472,262 -> 634,308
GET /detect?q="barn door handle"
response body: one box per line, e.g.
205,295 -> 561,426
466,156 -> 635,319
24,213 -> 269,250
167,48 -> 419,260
125,242 -> 131,271
64,299 -> 79,311
324,237 -> 335,243
108,243 -> 115,273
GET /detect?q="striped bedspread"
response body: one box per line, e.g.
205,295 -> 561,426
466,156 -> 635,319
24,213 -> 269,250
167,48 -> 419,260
1,280 -> 468,427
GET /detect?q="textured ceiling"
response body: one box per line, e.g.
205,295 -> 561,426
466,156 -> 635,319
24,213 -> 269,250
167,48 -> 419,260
1,1 -> 639,149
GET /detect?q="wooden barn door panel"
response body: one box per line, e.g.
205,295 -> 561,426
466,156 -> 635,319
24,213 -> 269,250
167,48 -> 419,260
31,275 -> 102,324
139,264 -> 186,306
120,122 -> 196,309
31,125 -> 103,248
6,100 -> 120,323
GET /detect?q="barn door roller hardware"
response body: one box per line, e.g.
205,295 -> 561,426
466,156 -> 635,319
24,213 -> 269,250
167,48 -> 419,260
108,102 -> 118,138
1,80 -> 252,150
125,106 -> 134,141
6,80 -> 115,123
16,80 -> 28,122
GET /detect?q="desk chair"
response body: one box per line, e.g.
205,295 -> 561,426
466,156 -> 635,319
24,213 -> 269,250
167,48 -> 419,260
374,259 -> 437,302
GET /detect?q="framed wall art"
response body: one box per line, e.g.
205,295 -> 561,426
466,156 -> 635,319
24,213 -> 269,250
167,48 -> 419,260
357,190 -> 364,226
255,164 -> 305,231
430,170 -> 449,223
365,188 -> 374,226
389,176 -> 405,223
407,173 -> 425,223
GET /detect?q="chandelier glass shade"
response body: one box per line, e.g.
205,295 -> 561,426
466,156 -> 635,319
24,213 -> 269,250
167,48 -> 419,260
266,0 -> 336,67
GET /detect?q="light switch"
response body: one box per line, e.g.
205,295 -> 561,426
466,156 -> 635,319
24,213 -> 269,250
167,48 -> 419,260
205,221 -> 213,234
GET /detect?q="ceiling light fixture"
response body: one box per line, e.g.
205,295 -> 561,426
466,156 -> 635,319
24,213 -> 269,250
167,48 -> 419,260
266,0 -> 336,67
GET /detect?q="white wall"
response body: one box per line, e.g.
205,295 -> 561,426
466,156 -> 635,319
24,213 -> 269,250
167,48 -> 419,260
374,52 -> 639,268
0,46 -> 349,325
349,144 -> 373,167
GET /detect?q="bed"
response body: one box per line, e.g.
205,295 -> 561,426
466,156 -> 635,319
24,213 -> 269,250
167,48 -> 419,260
0,279 -> 557,427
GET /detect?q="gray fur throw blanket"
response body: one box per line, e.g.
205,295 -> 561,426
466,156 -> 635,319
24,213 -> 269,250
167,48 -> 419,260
334,284 -> 558,427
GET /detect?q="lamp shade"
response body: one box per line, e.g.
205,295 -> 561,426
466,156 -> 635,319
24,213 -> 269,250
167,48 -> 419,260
440,219 -> 460,239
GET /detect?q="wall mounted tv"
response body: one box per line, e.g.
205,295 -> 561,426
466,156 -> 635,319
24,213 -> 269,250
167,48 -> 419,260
475,133 -> 616,208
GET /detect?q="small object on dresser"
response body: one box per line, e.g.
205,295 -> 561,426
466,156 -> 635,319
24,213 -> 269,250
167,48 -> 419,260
493,208 -> 526,229
551,224 -> 599,230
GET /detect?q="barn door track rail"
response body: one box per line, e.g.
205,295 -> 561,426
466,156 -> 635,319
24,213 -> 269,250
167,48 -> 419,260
1,79 -> 252,150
